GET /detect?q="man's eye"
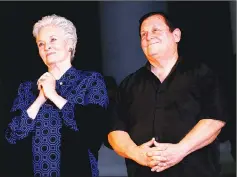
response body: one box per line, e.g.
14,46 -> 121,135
153,28 -> 161,33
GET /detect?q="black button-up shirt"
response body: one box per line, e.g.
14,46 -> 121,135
111,58 -> 228,177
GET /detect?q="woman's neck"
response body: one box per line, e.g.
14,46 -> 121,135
48,61 -> 72,80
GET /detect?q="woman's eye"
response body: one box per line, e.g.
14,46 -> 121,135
51,38 -> 57,42
38,43 -> 44,47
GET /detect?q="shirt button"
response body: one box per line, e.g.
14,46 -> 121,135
60,82 -> 63,85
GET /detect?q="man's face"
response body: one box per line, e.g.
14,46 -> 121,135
140,15 -> 180,60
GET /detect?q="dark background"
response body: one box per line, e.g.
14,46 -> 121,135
0,1 -> 235,176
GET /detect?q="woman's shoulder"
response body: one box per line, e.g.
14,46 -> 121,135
16,80 -> 36,94
76,69 -> 105,81
17,80 -> 33,89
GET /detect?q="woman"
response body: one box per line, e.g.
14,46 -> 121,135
5,14 -> 109,177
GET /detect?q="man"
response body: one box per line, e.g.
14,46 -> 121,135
104,76 -> 118,149
108,11 -> 229,177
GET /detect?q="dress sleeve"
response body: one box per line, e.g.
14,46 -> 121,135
5,82 -> 37,144
59,72 -> 109,150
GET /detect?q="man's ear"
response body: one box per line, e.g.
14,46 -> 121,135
172,28 -> 181,43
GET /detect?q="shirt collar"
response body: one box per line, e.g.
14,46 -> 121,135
144,56 -> 184,73
56,66 -> 78,86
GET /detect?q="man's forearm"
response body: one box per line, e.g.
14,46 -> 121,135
108,131 -> 138,159
178,119 -> 225,156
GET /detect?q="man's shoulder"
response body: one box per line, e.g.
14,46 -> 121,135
192,61 -> 215,78
179,58 -> 214,77
119,66 -> 146,89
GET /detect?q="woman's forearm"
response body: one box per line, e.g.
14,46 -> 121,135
48,92 -> 67,110
27,98 -> 45,119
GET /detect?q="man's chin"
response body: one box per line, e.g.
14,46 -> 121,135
147,52 -> 159,58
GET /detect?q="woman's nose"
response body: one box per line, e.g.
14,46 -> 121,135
44,43 -> 52,50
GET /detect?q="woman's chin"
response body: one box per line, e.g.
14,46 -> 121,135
46,58 -> 57,64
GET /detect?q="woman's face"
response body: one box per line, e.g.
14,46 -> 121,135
36,26 -> 71,67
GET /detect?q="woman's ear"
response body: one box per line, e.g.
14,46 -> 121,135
66,39 -> 73,51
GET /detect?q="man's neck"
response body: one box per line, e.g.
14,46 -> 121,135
150,54 -> 178,82
150,52 -> 178,68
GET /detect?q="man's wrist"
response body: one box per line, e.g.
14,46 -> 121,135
178,141 -> 191,157
126,145 -> 139,161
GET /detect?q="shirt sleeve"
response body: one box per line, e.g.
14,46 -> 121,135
5,82 -> 37,144
199,66 -> 229,122
109,78 -> 130,133
59,72 -> 109,150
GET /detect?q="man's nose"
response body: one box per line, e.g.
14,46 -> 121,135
146,32 -> 153,40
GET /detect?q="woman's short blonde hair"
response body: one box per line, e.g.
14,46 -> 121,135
33,14 -> 78,60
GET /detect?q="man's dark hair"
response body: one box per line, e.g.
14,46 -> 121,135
138,11 -> 178,37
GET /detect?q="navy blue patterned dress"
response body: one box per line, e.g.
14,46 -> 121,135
5,67 -> 109,177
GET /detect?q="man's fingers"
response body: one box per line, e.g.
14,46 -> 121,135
154,141 -> 168,150
151,164 -> 168,172
150,155 -> 167,161
148,160 -> 158,168
143,138 -> 155,147
151,165 -> 159,172
156,165 -> 168,172
147,151 -> 162,157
